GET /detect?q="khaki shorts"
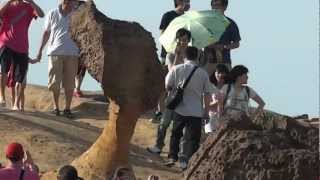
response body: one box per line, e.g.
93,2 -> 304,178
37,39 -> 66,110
48,55 -> 78,92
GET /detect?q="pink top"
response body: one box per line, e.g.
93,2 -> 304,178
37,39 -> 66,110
0,164 -> 39,180
0,2 -> 36,53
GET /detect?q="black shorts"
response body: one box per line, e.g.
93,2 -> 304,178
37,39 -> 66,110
0,47 -> 29,83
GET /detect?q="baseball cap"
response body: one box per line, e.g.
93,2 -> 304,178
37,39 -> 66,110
5,143 -> 24,161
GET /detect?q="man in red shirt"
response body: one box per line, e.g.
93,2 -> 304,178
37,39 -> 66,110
0,142 -> 39,180
0,0 -> 44,109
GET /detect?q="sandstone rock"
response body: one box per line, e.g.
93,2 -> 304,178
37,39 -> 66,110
185,113 -> 319,180
69,0 -> 164,109
44,1 -> 166,179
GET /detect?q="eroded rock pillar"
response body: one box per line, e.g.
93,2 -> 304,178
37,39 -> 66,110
72,100 -> 142,179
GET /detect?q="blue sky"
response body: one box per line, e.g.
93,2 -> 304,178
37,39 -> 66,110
25,0 -> 318,117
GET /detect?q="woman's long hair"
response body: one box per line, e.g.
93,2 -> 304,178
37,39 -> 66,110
210,64 -> 230,86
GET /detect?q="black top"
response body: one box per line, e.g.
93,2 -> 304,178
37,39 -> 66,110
205,17 -> 241,64
159,10 -> 182,58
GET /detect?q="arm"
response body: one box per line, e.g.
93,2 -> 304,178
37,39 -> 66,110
251,95 -> 265,119
0,0 -> 13,17
224,41 -> 240,50
23,151 -> 39,173
36,30 -> 50,62
24,0 -> 44,18
203,93 -> 211,118
165,69 -> 174,91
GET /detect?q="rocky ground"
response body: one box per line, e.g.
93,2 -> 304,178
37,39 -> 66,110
0,85 -> 318,180
0,85 -> 181,180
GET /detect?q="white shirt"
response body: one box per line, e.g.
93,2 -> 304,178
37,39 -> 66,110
44,7 -> 79,56
221,84 -> 257,115
166,60 -> 217,117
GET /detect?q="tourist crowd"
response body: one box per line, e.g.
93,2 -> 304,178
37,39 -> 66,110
0,0 -> 266,179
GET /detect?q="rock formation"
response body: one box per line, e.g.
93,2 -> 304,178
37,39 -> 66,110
65,1 -> 164,179
185,112 -> 319,180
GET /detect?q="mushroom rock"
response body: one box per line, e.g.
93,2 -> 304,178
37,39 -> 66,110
65,1 -> 164,179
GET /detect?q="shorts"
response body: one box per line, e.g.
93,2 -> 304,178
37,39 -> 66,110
0,47 -> 29,83
48,55 -> 78,92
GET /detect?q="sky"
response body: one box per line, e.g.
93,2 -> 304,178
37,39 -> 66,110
22,0 -> 319,117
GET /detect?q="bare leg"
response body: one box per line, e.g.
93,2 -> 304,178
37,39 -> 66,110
20,82 -> 26,111
13,82 -> 22,110
65,88 -> 73,110
0,73 -> 7,104
11,87 -> 15,108
52,89 -> 60,110
74,74 -> 84,92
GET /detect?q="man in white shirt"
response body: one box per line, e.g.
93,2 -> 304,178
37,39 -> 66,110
36,0 -> 80,118
165,46 -> 217,170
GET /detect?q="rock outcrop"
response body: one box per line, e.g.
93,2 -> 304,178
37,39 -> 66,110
64,1 -> 164,179
185,113 -> 319,180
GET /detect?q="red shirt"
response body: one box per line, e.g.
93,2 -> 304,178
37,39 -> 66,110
0,2 -> 36,53
0,164 -> 39,180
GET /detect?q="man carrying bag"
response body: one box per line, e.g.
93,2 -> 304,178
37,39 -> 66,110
165,46 -> 217,170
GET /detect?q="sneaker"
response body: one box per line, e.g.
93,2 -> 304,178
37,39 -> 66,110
180,161 -> 188,171
73,90 -> 83,97
147,175 -> 160,180
146,146 -> 161,154
163,158 -> 177,167
149,111 -> 162,123
63,109 -> 75,119
51,109 -> 60,116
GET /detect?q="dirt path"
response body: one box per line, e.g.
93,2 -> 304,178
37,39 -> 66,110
0,86 -> 183,179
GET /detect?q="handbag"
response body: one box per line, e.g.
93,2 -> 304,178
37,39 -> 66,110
165,66 -> 198,110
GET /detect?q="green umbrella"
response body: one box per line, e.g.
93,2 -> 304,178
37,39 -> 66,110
159,10 -> 230,53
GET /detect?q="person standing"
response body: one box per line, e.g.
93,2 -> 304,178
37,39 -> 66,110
166,47 -> 216,170
147,28 -> 192,155
205,64 -> 229,133
159,0 -> 190,65
36,0 -> 80,118
0,0 -> 44,109
151,0 -> 190,123
204,0 -> 241,74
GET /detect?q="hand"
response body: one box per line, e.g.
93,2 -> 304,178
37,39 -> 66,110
36,52 -> 42,62
29,59 -> 39,64
23,151 -> 34,165
214,92 -> 223,102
